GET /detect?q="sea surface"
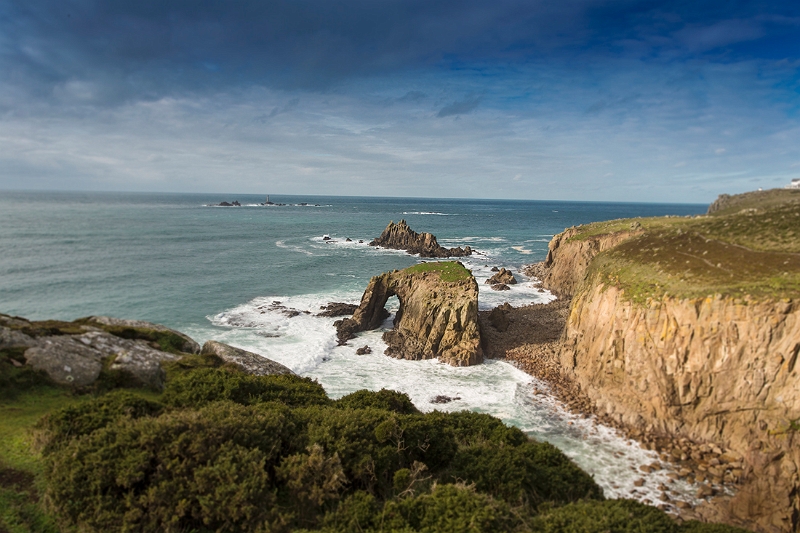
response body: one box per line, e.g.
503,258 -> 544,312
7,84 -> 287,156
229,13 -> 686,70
0,190 -> 707,506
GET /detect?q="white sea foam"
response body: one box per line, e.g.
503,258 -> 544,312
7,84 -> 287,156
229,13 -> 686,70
196,288 -> 700,509
275,240 -> 315,256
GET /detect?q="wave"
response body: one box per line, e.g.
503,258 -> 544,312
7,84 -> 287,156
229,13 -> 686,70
275,240 -> 315,256
401,211 -> 455,216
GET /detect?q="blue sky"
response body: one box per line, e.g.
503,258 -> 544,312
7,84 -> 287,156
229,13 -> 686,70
1,1 -> 799,202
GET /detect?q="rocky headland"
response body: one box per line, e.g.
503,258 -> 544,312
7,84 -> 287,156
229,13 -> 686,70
508,188 -> 800,533
335,261 -> 483,366
369,220 -> 472,257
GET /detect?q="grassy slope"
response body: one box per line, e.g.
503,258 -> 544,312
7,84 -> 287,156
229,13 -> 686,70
569,189 -> 800,303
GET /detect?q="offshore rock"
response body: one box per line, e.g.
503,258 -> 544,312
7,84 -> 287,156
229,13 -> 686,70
200,340 -> 294,376
486,268 -> 516,286
317,302 -> 359,317
369,220 -> 472,258
335,262 -> 483,366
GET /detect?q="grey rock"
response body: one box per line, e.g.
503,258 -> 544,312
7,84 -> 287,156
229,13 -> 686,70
0,326 -> 39,350
77,331 -> 180,389
24,336 -> 104,387
84,316 -> 201,354
201,340 -> 294,376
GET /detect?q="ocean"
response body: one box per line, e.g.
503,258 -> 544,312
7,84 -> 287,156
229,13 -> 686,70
0,190 -> 707,505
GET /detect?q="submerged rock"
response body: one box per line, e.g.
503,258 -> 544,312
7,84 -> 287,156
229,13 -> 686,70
334,262 -> 482,366
355,345 -> 372,355
369,220 -> 472,258
201,340 -> 294,376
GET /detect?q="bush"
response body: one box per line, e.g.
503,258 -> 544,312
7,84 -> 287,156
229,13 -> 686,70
45,401 -> 301,532
36,390 -> 164,453
533,499 -> 678,533
162,367 -> 332,408
447,441 -> 603,510
335,389 -> 420,414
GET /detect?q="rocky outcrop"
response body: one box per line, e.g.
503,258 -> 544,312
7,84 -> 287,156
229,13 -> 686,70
369,220 -> 472,258
334,263 -> 482,366
200,341 -> 294,376
83,316 -> 201,354
486,268 -> 516,287
1,314 -> 289,390
317,302 -> 359,317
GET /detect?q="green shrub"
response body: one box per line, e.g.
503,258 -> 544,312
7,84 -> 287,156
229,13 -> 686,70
447,441 -> 603,510
533,499 -> 678,533
428,410 -> 528,447
162,367 -> 332,408
45,401 -> 301,532
381,483 -> 522,533
36,390 -> 164,453
335,389 -> 420,414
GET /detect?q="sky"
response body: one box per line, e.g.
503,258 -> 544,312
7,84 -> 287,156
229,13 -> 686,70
1,1 -> 799,203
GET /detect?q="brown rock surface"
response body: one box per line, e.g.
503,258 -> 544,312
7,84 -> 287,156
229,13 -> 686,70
335,263 -> 482,366
369,220 -> 472,258
486,268 -> 516,285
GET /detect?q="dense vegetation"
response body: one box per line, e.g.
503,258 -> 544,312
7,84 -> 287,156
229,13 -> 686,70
0,348 -> 752,533
568,189 -> 800,302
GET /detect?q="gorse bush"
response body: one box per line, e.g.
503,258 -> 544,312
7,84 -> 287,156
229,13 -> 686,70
40,366 -> 751,533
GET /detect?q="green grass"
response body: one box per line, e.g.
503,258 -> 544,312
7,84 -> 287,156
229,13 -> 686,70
405,261 -> 472,282
564,191 -> 800,303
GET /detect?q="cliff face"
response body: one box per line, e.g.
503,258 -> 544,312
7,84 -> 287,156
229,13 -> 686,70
560,283 -> 800,531
335,262 -> 483,366
369,220 -> 472,258
530,215 -> 800,532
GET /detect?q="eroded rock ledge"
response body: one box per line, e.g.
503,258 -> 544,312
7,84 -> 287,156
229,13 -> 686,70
334,262 -> 483,366
369,220 -> 472,258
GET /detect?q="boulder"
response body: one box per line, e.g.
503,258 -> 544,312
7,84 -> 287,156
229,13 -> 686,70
369,220 -> 472,258
486,268 -> 516,285
490,283 -> 510,291
334,262 -> 483,366
355,345 -> 372,355
24,336 -> 104,387
200,340 -> 294,376
0,326 -> 38,350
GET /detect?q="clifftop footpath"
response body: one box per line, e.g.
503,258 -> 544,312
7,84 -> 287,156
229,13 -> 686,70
524,189 -> 800,533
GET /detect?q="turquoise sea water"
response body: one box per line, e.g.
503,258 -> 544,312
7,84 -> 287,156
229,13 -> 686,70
0,190 -> 707,506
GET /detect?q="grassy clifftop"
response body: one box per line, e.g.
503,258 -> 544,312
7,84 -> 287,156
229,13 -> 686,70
568,189 -> 800,303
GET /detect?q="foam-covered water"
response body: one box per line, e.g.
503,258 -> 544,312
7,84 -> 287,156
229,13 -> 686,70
0,191 -> 708,508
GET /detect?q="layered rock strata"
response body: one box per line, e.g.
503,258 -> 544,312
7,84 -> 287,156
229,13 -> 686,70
369,220 -> 472,258
334,263 -> 483,366
527,222 -> 800,533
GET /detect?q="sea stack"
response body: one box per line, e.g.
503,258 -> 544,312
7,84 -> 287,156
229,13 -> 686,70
369,220 -> 472,258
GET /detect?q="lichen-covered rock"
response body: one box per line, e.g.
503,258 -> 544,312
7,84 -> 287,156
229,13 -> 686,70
79,331 -> 180,389
200,340 -> 294,376
24,336 -> 104,386
335,262 -> 482,366
83,316 -> 201,354
369,220 -> 472,258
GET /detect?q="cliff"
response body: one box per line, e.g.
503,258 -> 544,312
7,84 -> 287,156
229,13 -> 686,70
529,190 -> 800,532
369,220 -> 472,258
335,261 -> 483,366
